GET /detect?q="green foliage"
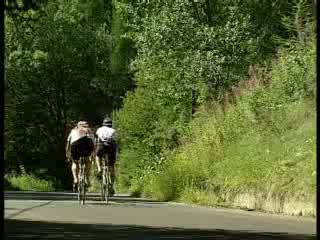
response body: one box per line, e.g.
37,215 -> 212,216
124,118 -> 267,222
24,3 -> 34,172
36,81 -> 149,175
5,0 -> 316,200
270,40 -> 316,99
141,38 -> 316,206
5,0 -> 133,183
5,174 -> 55,192
115,0 -> 282,191
279,0 -> 315,44
248,38 -> 316,134
5,0 -> 45,15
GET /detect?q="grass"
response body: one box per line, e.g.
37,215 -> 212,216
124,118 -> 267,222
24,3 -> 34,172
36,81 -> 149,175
5,173 -> 55,192
140,97 -> 316,215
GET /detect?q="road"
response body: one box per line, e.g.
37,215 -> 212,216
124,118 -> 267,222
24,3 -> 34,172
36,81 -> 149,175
4,191 -> 316,239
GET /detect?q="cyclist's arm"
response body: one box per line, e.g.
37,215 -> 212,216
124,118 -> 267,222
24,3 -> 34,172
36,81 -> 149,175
94,131 -> 100,155
94,130 -> 99,144
112,130 -> 117,142
113,130 -> 120,155
66,131 -> 72,147
65,140 -> 71,159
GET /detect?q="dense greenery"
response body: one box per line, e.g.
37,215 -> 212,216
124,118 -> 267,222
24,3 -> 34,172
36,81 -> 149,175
5,0 -> 134,186
114,0 -> 316,195
141,39 -> 316,204
5,0 -> 316,212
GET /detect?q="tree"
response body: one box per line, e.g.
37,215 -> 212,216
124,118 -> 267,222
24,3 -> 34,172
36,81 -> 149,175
5,0 -> 133,186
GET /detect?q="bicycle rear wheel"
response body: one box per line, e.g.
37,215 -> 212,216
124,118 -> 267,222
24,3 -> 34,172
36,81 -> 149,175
80,179 -> 86,205
77,166 -> 81,202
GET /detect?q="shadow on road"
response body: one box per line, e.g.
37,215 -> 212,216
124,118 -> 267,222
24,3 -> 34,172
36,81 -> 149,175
5,219 -> 316,240
5,191 -> 78,201
4,191 -> 166,205
94,195 -> 167,205
5,201 -> 53,219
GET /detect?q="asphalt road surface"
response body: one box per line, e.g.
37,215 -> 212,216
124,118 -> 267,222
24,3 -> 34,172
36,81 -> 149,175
4,191 -> 316,239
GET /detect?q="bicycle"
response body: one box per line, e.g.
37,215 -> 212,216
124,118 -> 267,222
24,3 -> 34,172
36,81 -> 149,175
78,156 -> 87,205
101,156 -> 112,204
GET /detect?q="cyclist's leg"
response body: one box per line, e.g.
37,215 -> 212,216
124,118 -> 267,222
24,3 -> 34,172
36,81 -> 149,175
70,140 -> 81,185
95,155 -> 102,174
109,165 -> 115,184
71,161 -> 79,185
96,143 -> 107,175
110,164 -> 115,183
84,156 -> 92,186
110,143 -> 117,183
108,153 -> 115,182
107,145 -> 116,195
81,137 -> 94,186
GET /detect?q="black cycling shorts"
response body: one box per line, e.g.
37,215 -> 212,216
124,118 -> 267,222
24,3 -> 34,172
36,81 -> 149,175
96,141 -> 116,166
70,137 -> 94,161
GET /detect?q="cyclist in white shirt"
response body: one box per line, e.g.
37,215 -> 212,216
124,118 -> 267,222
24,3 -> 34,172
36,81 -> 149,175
66,121 -> 95,191
95,117 -> 117,196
